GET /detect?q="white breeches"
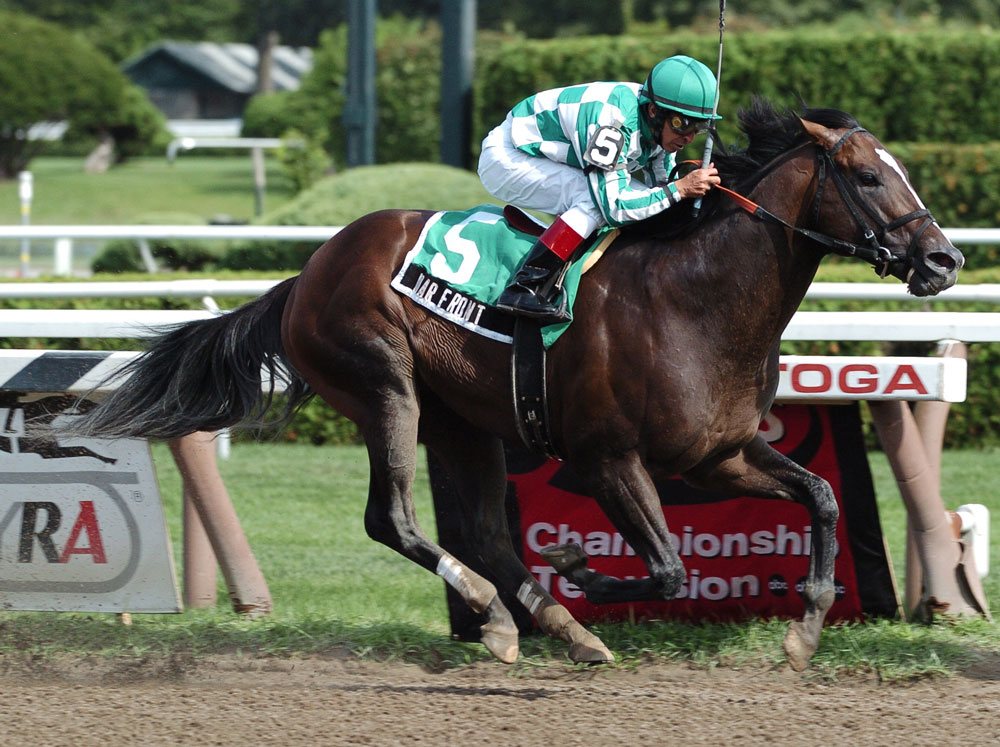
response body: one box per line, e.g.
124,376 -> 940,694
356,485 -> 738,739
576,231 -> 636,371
478,114 -> 604,237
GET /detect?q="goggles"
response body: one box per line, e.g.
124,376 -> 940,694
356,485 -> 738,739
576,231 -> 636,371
667,113 -> 710,136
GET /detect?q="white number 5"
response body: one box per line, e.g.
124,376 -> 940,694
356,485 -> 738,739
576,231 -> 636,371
583,126 -> 625,170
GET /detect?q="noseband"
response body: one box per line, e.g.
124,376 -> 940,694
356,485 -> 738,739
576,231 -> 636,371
718,126 -> 935,280
819,126 -> 934,279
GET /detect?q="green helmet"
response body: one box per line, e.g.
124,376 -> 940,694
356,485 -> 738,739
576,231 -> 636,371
639,55 -> 722,121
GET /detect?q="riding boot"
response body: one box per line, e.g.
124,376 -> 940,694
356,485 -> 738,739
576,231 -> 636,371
496,215 -> 586,324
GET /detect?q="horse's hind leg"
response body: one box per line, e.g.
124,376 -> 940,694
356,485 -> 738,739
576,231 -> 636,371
684,435 -> 838,671
421,408 -> 613,663
298,328 -> 521,663
360,392 -> 523,664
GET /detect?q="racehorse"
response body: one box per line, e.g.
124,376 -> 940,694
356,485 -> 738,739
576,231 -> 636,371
69,99 -> 963,671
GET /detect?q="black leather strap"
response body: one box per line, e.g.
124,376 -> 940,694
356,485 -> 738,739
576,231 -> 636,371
511,318 -> 558,459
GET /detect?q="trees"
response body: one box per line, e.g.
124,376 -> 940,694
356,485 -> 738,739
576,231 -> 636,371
10,1 -> 997,63
0,11 -> 168,179
0,0 -> 246,61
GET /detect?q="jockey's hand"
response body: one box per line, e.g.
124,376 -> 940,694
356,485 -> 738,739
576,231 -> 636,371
674,164 -> 721,199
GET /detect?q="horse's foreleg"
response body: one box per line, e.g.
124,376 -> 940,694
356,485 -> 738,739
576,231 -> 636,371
549,451 -> 687,605
423,413 -> 612,663
683,435 -> 838,671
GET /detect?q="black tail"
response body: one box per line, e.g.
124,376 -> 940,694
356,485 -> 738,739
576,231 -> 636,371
68,277 -> 313,440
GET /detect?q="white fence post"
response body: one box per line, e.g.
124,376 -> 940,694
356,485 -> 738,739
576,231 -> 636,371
53,238 -> 73,276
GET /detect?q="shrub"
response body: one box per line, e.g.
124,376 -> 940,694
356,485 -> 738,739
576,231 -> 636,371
287,18 -> 443,168
218,162 -> 503,270
276,129 -> 331,193
90,212 -> 222,274
241,91 -> 304,139
0,11 -> 168,177
289,27 -> 1000,166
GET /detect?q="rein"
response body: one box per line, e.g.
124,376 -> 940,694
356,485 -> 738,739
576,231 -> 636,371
714,127 -> 933,279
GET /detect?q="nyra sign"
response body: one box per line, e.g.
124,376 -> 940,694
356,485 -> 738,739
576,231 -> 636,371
0,401 -> 180,613
774,355 -> 966,402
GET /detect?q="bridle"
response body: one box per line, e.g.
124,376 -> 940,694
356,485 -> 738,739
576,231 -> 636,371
717,126 -> 935,280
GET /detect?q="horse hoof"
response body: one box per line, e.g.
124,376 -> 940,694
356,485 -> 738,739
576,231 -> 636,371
782,621 -> 816,672
569,639 -> 615,664
539,543 -> 588,574
481,624 -> 519,664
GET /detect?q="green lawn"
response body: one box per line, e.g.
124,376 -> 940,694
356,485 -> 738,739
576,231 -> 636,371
0,155 -> 297,276
147,442 -> 999,629
2,442 -> 995,680
0,156 -> 296,226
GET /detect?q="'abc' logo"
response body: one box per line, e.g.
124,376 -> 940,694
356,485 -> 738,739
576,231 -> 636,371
768,574 -> 788,596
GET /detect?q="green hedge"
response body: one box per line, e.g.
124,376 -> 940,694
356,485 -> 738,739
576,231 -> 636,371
279,27 -> 1000,243
472,30 -> 1000,148
90,212 -> 223,274
291,28 -> 1000,164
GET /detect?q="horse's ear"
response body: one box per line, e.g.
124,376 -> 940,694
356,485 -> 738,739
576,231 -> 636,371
799,118 -> 839,151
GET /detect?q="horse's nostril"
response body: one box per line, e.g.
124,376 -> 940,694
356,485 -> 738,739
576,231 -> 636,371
927,251 -> 957,272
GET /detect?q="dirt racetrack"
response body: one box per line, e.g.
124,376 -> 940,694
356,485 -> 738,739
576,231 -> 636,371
1,652 -> 999,746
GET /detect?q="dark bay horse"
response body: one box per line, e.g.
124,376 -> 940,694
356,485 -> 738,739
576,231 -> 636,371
70,100 -> 963,670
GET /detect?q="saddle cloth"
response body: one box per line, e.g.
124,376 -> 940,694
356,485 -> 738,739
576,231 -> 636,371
390,204 -> 615,347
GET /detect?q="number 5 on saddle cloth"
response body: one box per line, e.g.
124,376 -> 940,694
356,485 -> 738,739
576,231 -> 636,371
390,203 -> 617,348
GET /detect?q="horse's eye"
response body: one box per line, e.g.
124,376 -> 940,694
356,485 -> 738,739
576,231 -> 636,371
858,171 -> 880,187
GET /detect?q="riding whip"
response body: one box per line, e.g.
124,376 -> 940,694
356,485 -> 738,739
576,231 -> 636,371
692,0 -> 726,218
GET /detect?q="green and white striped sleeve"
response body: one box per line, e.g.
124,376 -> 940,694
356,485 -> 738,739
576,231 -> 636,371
587,166 -> 682,227
647,150 -> 674,186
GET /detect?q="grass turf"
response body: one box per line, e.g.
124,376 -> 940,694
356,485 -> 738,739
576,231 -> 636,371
0,442 -> 996,680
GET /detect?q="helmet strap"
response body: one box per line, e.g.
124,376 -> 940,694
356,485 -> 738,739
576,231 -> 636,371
643,103 -> 669,145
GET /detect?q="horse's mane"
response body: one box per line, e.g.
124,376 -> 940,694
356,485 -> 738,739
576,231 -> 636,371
623,97 -> 861,240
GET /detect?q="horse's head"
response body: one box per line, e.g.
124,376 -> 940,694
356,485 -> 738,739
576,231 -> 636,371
800,119 -> 963,296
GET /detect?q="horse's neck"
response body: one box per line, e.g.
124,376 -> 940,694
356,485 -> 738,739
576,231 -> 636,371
642,149 -> 823,347
741,148 -> 825,312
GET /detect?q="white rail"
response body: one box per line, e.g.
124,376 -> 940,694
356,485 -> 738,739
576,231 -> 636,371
803,282 -> 1000,303
0,224 -> 995,278
0,225 -> 993,243
1,308 -> 999,343
0,280 -> 998,302
0,349 -> 964,403
0,225 -> 343,241
938,228 -> 1000,244
166,136 -> 303,163
0,279 -> 283,299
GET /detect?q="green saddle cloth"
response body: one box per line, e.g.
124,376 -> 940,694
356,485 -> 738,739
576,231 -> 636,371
390,204 -> 610,347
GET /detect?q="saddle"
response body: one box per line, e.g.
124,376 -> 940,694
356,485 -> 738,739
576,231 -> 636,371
505,206 -> 621,460
502,205 -> 545,237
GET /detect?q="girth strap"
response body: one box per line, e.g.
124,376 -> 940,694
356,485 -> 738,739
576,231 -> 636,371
511,318 -> 558,459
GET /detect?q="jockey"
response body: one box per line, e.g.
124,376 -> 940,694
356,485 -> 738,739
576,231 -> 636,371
478,55 -> 722,323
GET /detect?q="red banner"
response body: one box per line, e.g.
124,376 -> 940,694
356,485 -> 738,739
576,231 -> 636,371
433,404 -> 899,639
